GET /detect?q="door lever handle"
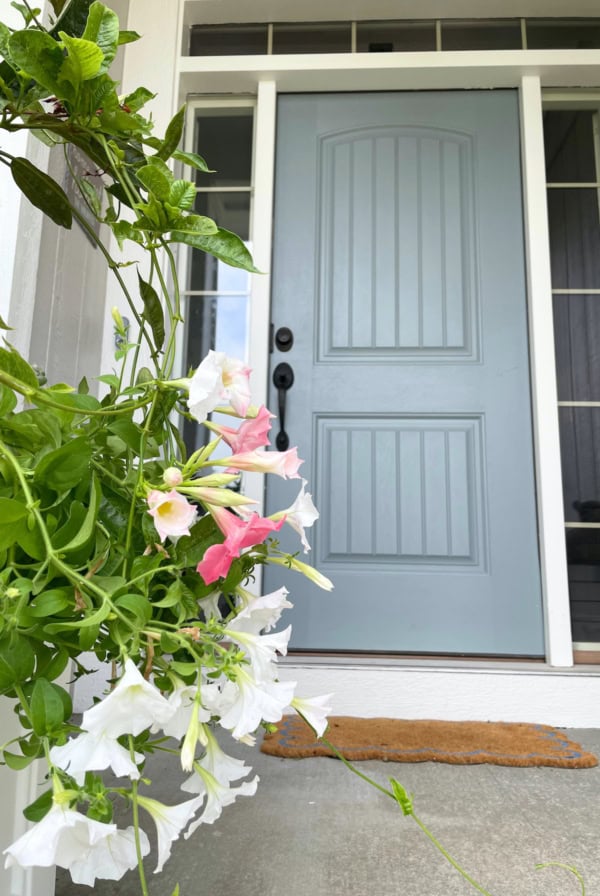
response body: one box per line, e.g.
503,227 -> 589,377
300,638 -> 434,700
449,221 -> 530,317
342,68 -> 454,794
272,362 -> 294,451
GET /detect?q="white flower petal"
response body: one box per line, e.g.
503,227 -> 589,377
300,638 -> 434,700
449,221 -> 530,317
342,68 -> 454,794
50,732 -> 142,785
138,796 -> 203,874
291,694 -> 334,738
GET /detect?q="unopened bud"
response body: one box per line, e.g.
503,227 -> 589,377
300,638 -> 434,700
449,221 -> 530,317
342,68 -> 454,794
163,467 -> 183,487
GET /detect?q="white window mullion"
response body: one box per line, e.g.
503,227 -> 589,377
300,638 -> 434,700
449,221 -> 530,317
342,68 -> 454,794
519,75 -> 573,667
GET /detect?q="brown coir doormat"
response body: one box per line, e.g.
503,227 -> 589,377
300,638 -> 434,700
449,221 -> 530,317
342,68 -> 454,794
261,716 -> 598,768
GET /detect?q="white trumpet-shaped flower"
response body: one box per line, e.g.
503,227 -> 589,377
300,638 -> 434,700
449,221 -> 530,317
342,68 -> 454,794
3,804 -> 147,885
195,726 -> 253,785
49,731 -> 143,785
218,666 -> 296,739
137,795 -> 203,874
159,685 -> 211,741
181,766 -> 259,834
83,659 -> 175,739
223,622 -> 292,683
233,587 -> 293,632
271,479 -> 319,552
291,693 -> 334,738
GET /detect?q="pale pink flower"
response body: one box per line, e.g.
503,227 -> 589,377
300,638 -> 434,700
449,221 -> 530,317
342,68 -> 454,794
187,351 -> 251,422
147,489 -> 197,542
291,694 -> 334,738
3,804 -> 148,885
212,447 -> 303,479
197,507 -> 285,585
207,405 -> 274,453
163,466 -> 183,487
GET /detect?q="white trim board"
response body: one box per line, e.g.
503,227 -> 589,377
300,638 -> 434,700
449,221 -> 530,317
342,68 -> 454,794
280,660 -> 600,726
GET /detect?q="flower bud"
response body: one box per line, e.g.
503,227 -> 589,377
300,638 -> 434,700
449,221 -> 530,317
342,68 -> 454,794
163,467 -> 183,487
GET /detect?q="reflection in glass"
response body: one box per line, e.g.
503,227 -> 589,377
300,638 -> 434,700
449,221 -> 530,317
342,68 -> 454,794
189,24 -> 268,56
189,245 -> 251,295
553,295 -> 600,401
441,19 -> 522,50
527,19 -> 600,49
194,191 -> 250,241
559,407 -> 600,523
547,189 -> 600,289
193,109 -> 254,188
356,21 -> 435,52
544,111 -> 597,182
272,22 -> 351,54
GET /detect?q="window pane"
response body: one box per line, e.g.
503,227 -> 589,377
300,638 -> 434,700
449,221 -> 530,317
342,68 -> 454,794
544,110 -> 597,182
527,19 -> 600,49
559,407 -> 600,522
567,553 -> 600,641
548,188 -> 600,289
195,190 -> 251,241
356,21 -> 435,52
194,109 -> 253,188
441,19 -> 522,50
553,294 -> 600,401
189,242 -> 251,294
189,24 -> 268,56
272,22 -> 351,54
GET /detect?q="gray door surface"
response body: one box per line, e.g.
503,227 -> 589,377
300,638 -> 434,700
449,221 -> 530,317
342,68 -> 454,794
265,91 -> 544,656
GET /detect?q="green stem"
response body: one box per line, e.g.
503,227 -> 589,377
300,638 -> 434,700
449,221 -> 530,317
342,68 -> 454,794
128,738 -> 150,896
320,734 -> 496,896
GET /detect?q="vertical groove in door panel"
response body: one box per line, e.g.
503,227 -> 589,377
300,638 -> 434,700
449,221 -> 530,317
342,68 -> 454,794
443,141 -> 466,348
330,142 -> 351,350
421,137 -> 444,349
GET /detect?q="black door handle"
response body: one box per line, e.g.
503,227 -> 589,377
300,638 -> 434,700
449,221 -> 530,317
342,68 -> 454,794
272,362 -> 294,451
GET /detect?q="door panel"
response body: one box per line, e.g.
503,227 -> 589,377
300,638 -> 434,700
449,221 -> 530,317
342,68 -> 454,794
264,91 -> 544,656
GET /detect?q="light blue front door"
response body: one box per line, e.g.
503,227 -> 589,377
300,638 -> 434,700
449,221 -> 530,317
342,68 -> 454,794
265,91 -> 544,656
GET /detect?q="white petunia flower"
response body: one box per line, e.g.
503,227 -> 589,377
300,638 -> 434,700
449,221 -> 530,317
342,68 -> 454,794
194,727 -> 252,785
223,623 -> 292,683
271,479 -> 319,552
233,587 -> 293,632
291,694 -> 334,738
218,666 -> 296,739
137,795 -> 203,874
49,731 -> 143,785
3,804 -> 148,885
181,767 -> 259,835
159,685 -> 211,741
82,659 -> 175,739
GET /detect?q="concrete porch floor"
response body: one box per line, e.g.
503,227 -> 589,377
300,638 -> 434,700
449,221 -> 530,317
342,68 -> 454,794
55,727 -> 600,896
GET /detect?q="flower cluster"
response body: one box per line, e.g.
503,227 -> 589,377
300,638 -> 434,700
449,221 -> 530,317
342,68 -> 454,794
2,350 -> 332,887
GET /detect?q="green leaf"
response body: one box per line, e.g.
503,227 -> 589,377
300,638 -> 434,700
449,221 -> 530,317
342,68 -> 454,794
58,32 -> 104,95
30,678 -> 71,736
49,0 -> 70,15
172,227 -> 259,273
60,474 -> 101,556
4,749 -> 38,770
172,149 -> 213,173
34,437 -> 92,491
136,163 -> 172,201
0,315 -> 12,332
389,778 -> 414,816
11,157 -> 72,230
122,86 -> 154,112
168,180 -> 196,210
170,885 -> 180,896
41,391 -> 102,413
138,274 -> 165,353
81,2 -> 119,73
0,384 -> 16,417
8,30 -> 63,94
45,600 -> 110,633
0,343 -> 39,390
118,30 -> 141,46
0,637 -> 35,692
169,214 -> 218,237
77,177 -> 101,216
114,593 -> 152,626
156,105 -> 185,161
0,24 -> 15,67
51,0 -> 94,38
23,788 -> 52,822
173,515 -> 220,569
28,588 -> 73,619
0,500 -> 29,551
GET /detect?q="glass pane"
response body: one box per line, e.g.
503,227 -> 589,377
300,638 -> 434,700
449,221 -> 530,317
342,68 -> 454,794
272,22 -> 351,54
544,111 -> 597,183
548,188 -> 600,289
194,190 -> 251,240
182,295 -> 249,453
189,24 -> 268,56
189,241 -> 251,294
559,407 -> 600,522
356,21 -> 435,52
553,294 -> 600,401
441,19 -> 522,50
527,19 -> 600,50
194,109 -> 253,188
567,556 -> 600,642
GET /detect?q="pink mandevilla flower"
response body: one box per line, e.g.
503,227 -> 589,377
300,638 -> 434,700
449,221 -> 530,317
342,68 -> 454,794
197,506 -> 285,585
209,405 -> 274,454
147,489 -> 197,542
213,447 -> 302,479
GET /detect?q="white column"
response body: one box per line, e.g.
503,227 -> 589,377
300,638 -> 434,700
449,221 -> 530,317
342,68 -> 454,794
519,75 -> 573,667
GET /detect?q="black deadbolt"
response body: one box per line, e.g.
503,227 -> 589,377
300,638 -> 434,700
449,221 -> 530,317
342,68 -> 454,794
274,326 -> 294,352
